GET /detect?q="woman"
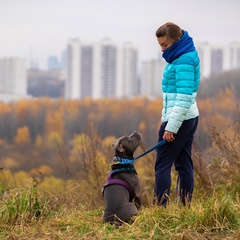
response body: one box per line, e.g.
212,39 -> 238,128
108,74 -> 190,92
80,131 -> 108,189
154,22 -> 200,207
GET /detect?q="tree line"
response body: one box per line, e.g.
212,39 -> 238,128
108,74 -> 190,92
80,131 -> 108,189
0,69 -> 240,178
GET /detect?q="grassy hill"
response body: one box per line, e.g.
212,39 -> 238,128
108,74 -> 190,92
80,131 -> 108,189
0,179 -> 239,240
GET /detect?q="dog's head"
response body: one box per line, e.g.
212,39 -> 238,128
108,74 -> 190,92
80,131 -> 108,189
112,131 -> 142,158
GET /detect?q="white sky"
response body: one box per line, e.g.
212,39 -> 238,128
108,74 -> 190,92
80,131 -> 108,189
0,0 -> 239,69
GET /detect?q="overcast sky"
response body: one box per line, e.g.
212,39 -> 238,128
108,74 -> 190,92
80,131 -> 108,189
0,0 -> 239,69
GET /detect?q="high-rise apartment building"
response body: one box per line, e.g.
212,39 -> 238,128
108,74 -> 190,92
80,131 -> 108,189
81,45 -> 94,98
65,38 -> 139,99
65,39 -> 115,99
0,58 -> 29,102
196,42 -> 240,78
211,48 -> 223,75
96,39 -> 117,99
116,42 -> 139,98
196,42 -> 212,79
65,39 -> 82,99
223,42 -> 240,71
140,56 -> 165,98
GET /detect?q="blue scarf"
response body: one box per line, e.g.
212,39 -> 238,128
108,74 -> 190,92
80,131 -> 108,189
162,31 -> 195,63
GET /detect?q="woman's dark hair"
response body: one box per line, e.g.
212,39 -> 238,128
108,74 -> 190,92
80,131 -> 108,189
156,22 -> 184,42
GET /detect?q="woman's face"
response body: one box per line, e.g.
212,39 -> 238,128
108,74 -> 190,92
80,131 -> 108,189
157,36 -> 174,52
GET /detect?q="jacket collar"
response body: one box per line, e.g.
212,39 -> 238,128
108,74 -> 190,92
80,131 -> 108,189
162,31 -> 195,63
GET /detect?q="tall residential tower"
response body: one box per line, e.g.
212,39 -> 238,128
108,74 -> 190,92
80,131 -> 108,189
0,58 -> 29,102
65,39 -> 139,99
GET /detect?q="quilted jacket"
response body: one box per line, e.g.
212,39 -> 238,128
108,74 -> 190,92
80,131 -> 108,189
161,31 -> 200,134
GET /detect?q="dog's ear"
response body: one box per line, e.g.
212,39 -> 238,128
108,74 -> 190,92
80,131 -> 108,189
112,139 -> 124,152
115,143 -> 124,152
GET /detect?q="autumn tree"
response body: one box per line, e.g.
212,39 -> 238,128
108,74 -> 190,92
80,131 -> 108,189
14,126 -> 31,146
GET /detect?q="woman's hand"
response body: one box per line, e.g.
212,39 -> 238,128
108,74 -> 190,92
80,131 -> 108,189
163,130 -> 175,142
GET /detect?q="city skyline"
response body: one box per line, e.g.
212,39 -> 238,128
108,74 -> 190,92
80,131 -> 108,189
1,39 -> 240,102
0,0 -> 240,69
64,39 -> 240,100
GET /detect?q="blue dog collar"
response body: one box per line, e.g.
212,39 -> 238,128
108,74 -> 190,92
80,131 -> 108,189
112,157 -> 134,165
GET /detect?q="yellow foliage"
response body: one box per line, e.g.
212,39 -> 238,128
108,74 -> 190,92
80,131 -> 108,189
102,136 -> 116,147
29,168 -> 40,176
0,168 -> 15,189
68,145 -> 80,162
13,171 -> 32,187
30,165 -> 53,176
45,111 -> 65,137
146,98 -> 162,113
39,176 -> 65,193
69,133 -> 91,158
46,131 -> 63,148
14,126 -> 31,145
64,101 -> 79,119
96,151 -> 108,165
2,157 -> 19,169
37,165 -> 53,175
0,102 -> 11,115
16,100 -> 29,122
138,121 -> 146,134
34,134 -> 43,148
73,133 -> 90,146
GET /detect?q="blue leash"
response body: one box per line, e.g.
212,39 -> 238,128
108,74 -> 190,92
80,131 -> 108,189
133,139 -> 167,161
112,140 -> 167,165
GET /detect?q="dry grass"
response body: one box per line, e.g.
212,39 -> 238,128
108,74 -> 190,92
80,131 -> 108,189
1,190 -> 239,239
1,120 -> 240,239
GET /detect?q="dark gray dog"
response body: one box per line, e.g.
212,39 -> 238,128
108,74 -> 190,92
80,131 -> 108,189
102,131 -> 142,225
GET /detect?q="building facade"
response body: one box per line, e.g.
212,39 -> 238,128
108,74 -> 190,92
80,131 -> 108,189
196,42 -> 240,78
116,42 -> 139,98
0,58 -> 29,102
140,56 -> 165,99
65,39 -> 139,99
65,39 -> 81,99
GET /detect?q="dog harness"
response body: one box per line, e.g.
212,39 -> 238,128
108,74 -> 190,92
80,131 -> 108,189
102,166 -> 136,201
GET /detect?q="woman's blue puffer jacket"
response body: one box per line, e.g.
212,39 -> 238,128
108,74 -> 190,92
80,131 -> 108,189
162,50 -> 200,134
